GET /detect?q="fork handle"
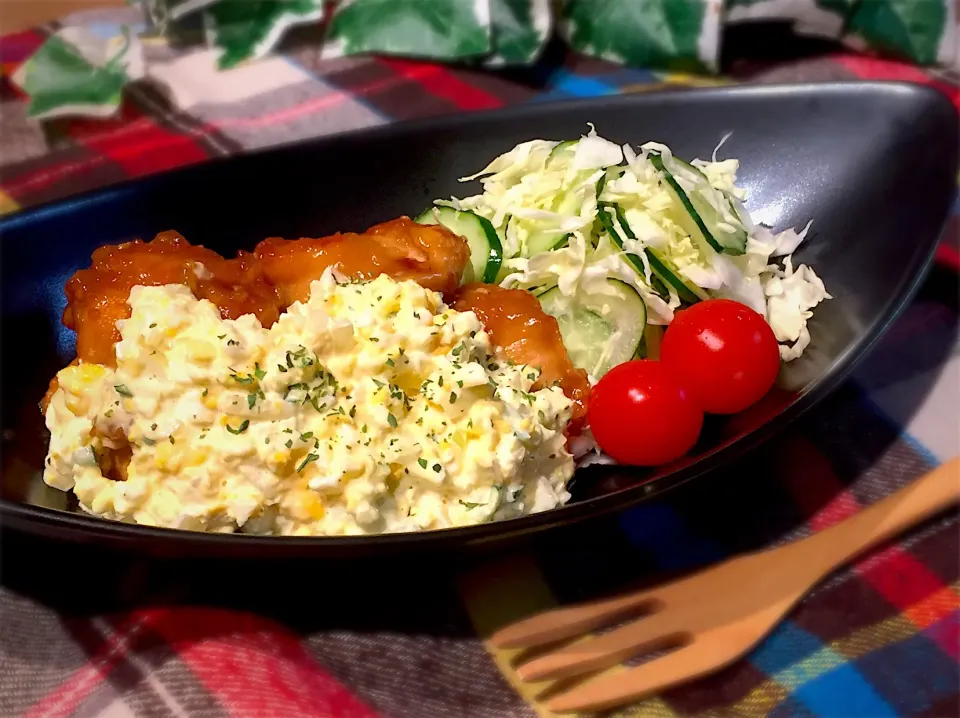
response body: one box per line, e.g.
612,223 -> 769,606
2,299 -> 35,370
794,457 -> 959,578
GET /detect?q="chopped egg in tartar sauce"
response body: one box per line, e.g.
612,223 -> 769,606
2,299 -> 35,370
42,270 -> 574,536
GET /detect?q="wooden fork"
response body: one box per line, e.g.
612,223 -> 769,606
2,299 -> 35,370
491,458 -> 960,714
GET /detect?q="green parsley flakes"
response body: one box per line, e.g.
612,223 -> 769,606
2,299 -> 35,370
225,420 -> 250,435
296,453 -> 319,472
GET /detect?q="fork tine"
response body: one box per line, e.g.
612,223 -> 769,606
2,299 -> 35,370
545,642 -> 719,714
489,590 -> 656,649
516,609 -> 683,682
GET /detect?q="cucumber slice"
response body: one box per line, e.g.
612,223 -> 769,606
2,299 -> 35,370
596,202 -> 644,274
673,156 -> 751,248
525,229 -> 571,256
671,157 -> 709,181
416,206 -> 503,284
590,167 -> 621,245
547,139 -> 578,166
522,139 -> 603,256
609,204 -> 706,304
649,153 -> 747,256
597,203 -> 704,304
538,279 -> 646,379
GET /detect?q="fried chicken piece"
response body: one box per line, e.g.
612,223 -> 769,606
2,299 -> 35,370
64,220 -> 467,366
63,231 -> 282,366
56,231 -> 281,481
91,426 -> 132,482
255,217 -> 470,306
453,283 -> 590,435
40,360 -> 131,481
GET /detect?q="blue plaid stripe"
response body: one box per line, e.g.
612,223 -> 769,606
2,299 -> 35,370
527,66 -> 663,102
793,663 -> 898,717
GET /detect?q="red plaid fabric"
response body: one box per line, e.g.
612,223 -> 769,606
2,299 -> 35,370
1,17 -> 958,718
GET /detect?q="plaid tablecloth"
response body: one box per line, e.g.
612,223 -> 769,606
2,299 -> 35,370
1,12 -> 959,718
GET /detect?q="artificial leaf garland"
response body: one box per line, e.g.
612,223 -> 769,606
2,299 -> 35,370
12,0 -> 956,120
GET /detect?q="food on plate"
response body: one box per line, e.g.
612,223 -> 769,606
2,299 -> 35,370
660,299 -> 781,415
416,206 -> 503,284
452,283 -> 590,434
43,271 -> 573,535
64,230 -> 283,366
587,360 -> 703,466
62,219 -> 470,369
421,127 -> 831,465
256,216 -> 471,306
423,128 -> 830,370
42,128 -> 835,536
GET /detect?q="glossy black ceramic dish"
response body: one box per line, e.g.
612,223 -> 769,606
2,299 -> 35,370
2,83 -> 957,557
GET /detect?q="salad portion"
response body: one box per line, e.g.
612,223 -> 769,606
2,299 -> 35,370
417,128 -> 831,465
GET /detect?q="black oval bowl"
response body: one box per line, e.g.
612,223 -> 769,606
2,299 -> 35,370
1,83 -> 956,558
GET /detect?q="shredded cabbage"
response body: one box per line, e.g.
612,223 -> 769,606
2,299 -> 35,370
764,257 -> 832,361
448,127 -> 830,361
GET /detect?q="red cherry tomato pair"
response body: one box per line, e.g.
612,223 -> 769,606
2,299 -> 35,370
588,299 -> 780,466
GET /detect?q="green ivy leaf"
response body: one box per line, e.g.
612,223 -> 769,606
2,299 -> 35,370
14,27 -> 142,119
847,0 -> 947,64
326,0 -> 491,59
206,0 -> 325,70
560,0 -> 710,72
486,0 -> 551,66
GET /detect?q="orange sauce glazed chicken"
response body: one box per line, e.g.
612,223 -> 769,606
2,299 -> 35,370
256,217 -> 471,306
453,284 -> 591,435
50,217 -> 589,437
63,230 -> 283,367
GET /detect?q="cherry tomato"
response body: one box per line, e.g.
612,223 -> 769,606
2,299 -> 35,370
661,299 -> 780,415
588,360 -> 703,466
